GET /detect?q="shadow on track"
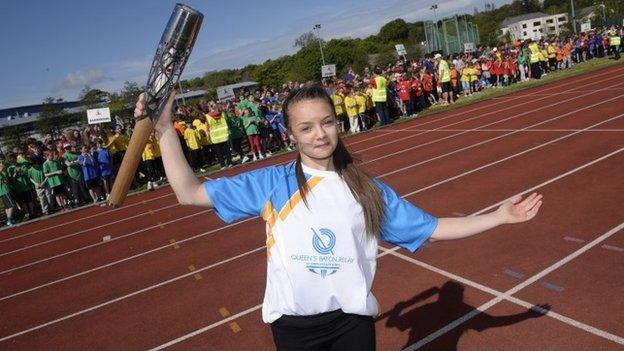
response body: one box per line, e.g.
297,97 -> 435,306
376,281 -> 550,350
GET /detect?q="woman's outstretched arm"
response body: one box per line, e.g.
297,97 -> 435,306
429,193 -> 543,242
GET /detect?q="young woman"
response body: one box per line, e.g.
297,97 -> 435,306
135,85 -> 542,351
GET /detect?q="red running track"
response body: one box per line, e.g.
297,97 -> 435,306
1,63 -> 623,350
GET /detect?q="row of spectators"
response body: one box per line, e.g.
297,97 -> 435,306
0,27 -> 621,226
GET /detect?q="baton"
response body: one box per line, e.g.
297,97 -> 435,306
108,4 -> 203,207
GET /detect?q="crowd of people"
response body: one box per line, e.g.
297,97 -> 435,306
0,26 -> 621,227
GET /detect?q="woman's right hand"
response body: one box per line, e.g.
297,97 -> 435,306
134,91 -> 177,133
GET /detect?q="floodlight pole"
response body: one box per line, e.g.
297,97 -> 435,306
314,24 -> 326,66
431,4 -> 439,51
571,0 -> 577,34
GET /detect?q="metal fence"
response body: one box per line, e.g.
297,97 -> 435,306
424,15 -> 480,55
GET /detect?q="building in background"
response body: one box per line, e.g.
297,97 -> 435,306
500,12 -> 568,41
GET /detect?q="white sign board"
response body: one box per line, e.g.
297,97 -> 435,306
217,86 -> 235,101
321,64 -> 336,78
395,44 -> 407,56
463,42 -> 475,53
87,107 -> 111,125
580,22 -> 591,32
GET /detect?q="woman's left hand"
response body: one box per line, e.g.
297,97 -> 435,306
496,192 -> 543,224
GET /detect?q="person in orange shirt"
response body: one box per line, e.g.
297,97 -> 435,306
450,64 -> 459,100
173,116 -> 190,162
555,44 -> 563,70
563,40 -> 574,69
421,69 -> 436,106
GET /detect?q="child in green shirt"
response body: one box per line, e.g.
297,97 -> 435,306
43,150 -> 70,211
28,158 -> 50,216
0,155 -> 18,226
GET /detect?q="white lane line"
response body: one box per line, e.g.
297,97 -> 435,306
354,74 -> 624,154
145,146 -> 624,350
0,246 -> 267,342
0,203 -> 180,257
360,81 -> 624,165
0,192 -> 177,243
375,96 -> 624,178
0,209 -> 212,276
397,113 -> 624,197
402,221 -> 624,350
0,215 -> 256,301
380,129 -> 624,132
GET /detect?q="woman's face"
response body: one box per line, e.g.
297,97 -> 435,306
287,99 -> 338,166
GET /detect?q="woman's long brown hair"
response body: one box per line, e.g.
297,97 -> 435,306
283,85 -> 385,239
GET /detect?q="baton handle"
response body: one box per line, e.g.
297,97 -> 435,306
108,117 -> 154,207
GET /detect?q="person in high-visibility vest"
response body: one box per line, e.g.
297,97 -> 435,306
547,42 -> 557,71
435,53 -> 453,105
206,109 -> 231,169
527,39 -> 541,79
609,26 -> 621,60
369,68 -> 390,125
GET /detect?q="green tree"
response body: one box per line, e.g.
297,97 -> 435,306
294,31 -> 323,49
378,19 -> 410,42
79,86 -> 108,108
121,81 -> 142,105
2,124 -> 28,150
37,97 -> 65,138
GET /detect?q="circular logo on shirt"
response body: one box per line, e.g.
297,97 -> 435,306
312,228 -> 336,255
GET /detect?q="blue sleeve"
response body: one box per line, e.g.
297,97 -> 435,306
203,166 -> 283,223
377,181 -> 438,253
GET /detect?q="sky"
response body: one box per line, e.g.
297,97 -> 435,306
0,0 -> 514,109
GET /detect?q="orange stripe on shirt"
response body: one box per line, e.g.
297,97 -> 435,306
278,176 -> 323,222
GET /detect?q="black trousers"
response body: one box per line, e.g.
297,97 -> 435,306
530,62 -> 541,79
270,310 -> 375,351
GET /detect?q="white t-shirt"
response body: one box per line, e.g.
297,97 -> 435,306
204,161 -> 438,323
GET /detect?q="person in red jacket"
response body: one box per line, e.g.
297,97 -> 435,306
410,73 -> 426,114
397,74 -> 413,117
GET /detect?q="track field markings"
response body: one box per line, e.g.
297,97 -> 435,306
218,308 -> 242,333
168,239 -> 180,249
401,221 -> 624,350
0,202 -> 180,257
601,245 -> 624,253
0,209 -> 212,276
503,269 -> 524,279
0,192 -> 177,243
369,89 -> 624,173
0,246 -> 267,342
188,265 -> 202,281
563,236 -> 585,243
146,147 -> 624,350
540,281 -> 565,293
